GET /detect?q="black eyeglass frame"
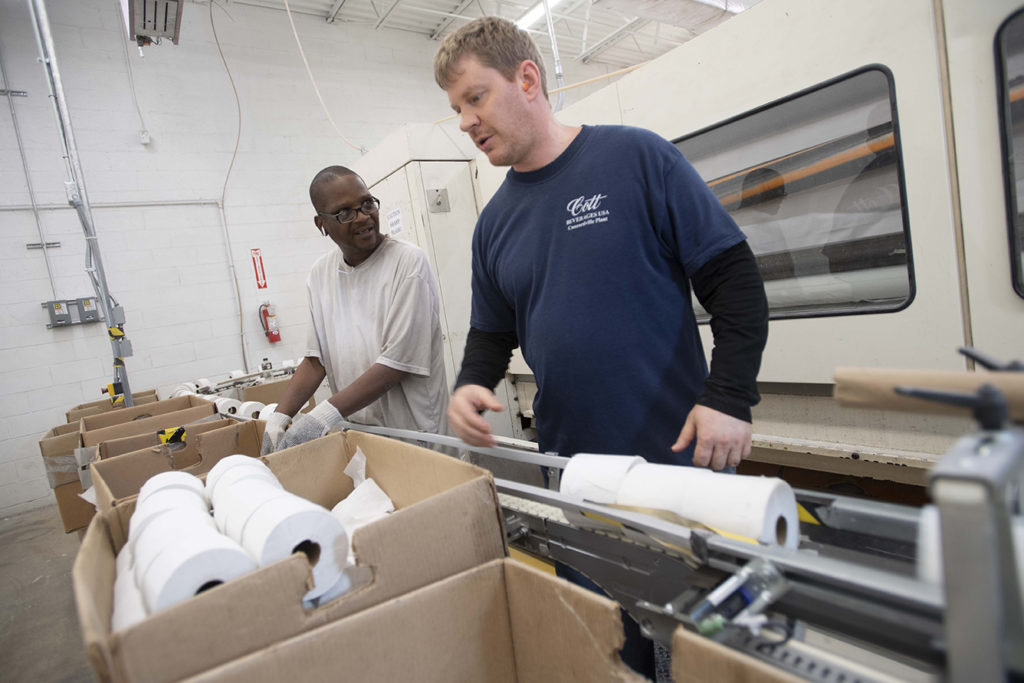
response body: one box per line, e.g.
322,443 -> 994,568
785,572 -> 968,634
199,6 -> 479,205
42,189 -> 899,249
317,197 -> 381,224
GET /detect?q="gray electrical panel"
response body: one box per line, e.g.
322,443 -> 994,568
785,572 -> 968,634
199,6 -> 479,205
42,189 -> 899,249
42,298 -> 103,329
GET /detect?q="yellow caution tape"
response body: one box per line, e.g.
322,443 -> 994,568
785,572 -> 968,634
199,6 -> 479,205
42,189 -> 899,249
157,427 -> 186,444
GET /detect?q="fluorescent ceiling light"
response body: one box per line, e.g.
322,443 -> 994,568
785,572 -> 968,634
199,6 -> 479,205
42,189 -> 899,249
516,0 -> 568,30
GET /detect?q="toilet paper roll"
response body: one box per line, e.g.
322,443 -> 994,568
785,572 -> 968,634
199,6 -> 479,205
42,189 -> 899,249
171,388 -> 196,398
236,401 -> 266,420
205,455 -> 275,499
560,454 -> 648,504
195,378 -> 213,391
129,488 -> 210,550
138,471 -> 206,506
616,464 -> 799,548
282,359 -> 296,369
229,369 -> 246,379
917,505 -> 1024,590
258,403 -> 278,419
217,478 -> 293,540
240,495 -> 348,600
304,570 -> 354,609
133,508 -> 218,586
112,562 -> 149,632
208,464 -> 281,512
214,398 -> 242,416
140,527 -> 257,613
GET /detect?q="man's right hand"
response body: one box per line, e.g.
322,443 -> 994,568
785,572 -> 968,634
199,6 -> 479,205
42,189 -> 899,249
260,410 -> 293,456
448,384 -> 504,447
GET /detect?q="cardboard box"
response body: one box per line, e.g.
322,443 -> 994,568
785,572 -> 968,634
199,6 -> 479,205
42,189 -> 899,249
240,378 -> 315,413
79,395 -> 215,434
81,404 -> 218,448
91,419 -> 261,516
39,425 -> 83,488
188,559 -> 638,683
73,431 -> 506,683
96,416 -> 233,461
671,625 -> 802,683
66,391 -> 159,423
54,480 -> 96,533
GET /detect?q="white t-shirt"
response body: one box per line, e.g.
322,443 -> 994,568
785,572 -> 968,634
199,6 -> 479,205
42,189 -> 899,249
304,238 -> 448,434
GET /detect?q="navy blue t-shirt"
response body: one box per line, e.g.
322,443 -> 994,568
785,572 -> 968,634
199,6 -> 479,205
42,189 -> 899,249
471,125 -> 746,464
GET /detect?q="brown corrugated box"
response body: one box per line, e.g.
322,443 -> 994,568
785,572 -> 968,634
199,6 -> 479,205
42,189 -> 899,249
188,558 -> 639,683
53,481 -> 97,533
81,404 -> 218,448
39,424 -> 83,489
79,395 -> 215,434
73,430 -> 506,683
96,417 -> 233,461
91,419 -> 260,515
671,626 -> 803,682
66,390 -> 160,423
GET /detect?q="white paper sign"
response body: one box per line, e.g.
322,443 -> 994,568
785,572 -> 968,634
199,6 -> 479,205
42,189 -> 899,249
387,208 -> 403,236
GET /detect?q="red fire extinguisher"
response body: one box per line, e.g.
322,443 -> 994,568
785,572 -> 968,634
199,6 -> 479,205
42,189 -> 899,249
259,302 -> 282,343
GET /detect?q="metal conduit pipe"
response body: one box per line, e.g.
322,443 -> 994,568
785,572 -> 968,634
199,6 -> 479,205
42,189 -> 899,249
540,0 -> 566,113
0,41 -> 58,300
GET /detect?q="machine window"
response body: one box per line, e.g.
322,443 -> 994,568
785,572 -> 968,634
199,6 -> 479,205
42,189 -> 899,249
997,8 -> 1024,299
676,67 -> 913,319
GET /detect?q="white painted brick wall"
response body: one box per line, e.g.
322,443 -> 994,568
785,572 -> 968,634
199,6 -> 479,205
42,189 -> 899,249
0,0 -> 616,514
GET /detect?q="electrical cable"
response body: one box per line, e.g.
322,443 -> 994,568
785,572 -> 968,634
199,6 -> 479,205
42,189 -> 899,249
281,0 -> 364,152
210,0 -> 251,373
117,1 -> 149,139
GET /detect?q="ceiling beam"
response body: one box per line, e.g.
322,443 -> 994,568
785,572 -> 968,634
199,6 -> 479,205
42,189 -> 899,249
375,0 -> 405,28
577,17 -> 648,63
326,0 -> 346,23
428,0 -> 477,40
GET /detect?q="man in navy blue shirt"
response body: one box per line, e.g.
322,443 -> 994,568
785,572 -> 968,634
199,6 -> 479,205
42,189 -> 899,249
434,17 -> 769,678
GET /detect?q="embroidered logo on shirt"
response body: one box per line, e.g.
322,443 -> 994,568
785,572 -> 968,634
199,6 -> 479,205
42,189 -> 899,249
565,193 -> 610,231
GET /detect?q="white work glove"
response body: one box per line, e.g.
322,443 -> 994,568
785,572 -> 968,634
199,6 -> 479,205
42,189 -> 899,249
260,411 -> 293,456
277,401 -> 344,451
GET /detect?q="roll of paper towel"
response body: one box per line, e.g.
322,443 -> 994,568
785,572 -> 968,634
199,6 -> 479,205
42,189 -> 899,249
615,464 -> 799,548
560,454 -> 647,504
258,403 -> 278,419
138,471 -> 206,506
205,455 -> 275,500
129,488 -> 210,551
240,494 -> 348,600
139,526 -> 257,613
133,507 -> 219,586
236,401 -> 266,420
217,478 -> 293,540
112,556 -> 148,631
214,398 -> 241,416
917,504 -> 1024,590
195,378 -> 213,391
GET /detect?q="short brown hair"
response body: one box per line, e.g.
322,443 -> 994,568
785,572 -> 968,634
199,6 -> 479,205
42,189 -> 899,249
434,17 -> 548,99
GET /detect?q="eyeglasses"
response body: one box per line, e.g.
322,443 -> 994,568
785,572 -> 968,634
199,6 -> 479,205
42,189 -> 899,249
318,197 -> 380,224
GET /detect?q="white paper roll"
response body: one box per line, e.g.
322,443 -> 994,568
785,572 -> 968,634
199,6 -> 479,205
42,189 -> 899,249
133,508 -> 218,586
208,465 -> 281,513
258,403 -> 278,419
240,494 -> 348,600
236,401 -> 266,420
137,471 -> 206,506
195,378 -> 213,390
217,478 -> 292,540
214,398 -> 242,416
205,455 -> 275,500
112,561 -> 148,631
917,505 -> 1024,592
305,570 -> 353,609
140,527 -> 257,613
129,488 -> 210,552
282,359 -> 296,369
171,388 -> 196,398
616,464 -> 799,548
229,369 -> 246,379
560,454 -> 648,504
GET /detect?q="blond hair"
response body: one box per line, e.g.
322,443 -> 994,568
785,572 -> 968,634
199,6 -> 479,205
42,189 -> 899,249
434,17 -> 548,99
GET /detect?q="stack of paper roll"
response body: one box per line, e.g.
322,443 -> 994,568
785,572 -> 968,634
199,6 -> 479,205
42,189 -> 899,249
170,382 -> 198,398
560,454 -> 799,548
206,455 -> 349,601
113,471 -> 257,628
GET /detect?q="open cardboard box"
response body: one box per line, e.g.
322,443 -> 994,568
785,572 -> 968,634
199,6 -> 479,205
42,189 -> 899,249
188,558 -> 639,683
81,404 -> 218,448
671,625 -> 803,683
73,430 -> 506,683
91,419 -> 262,516
96,416 -> 234,461
66,390 -> 159,423
79,395 -> 216,434
39,423 -> 83,489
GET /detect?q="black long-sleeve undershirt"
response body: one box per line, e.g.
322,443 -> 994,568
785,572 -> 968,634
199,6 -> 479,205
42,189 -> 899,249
454,240 -> 769,422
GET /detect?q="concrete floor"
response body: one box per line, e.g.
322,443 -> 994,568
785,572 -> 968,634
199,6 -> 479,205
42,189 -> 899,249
0,505 -> 95,682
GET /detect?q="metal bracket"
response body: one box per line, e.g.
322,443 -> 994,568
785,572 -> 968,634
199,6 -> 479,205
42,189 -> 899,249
427,188 -> 450,213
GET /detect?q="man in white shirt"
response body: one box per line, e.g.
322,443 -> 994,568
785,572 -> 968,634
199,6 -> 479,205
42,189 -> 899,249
261,166 -> 449,454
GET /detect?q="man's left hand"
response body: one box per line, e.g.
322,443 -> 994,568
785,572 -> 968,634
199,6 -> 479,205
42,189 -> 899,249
671,404 -> 752,471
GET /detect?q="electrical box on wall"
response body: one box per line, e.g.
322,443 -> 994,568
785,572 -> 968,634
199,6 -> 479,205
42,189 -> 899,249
119,0 -> 183,46
42,298 -> 102,329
